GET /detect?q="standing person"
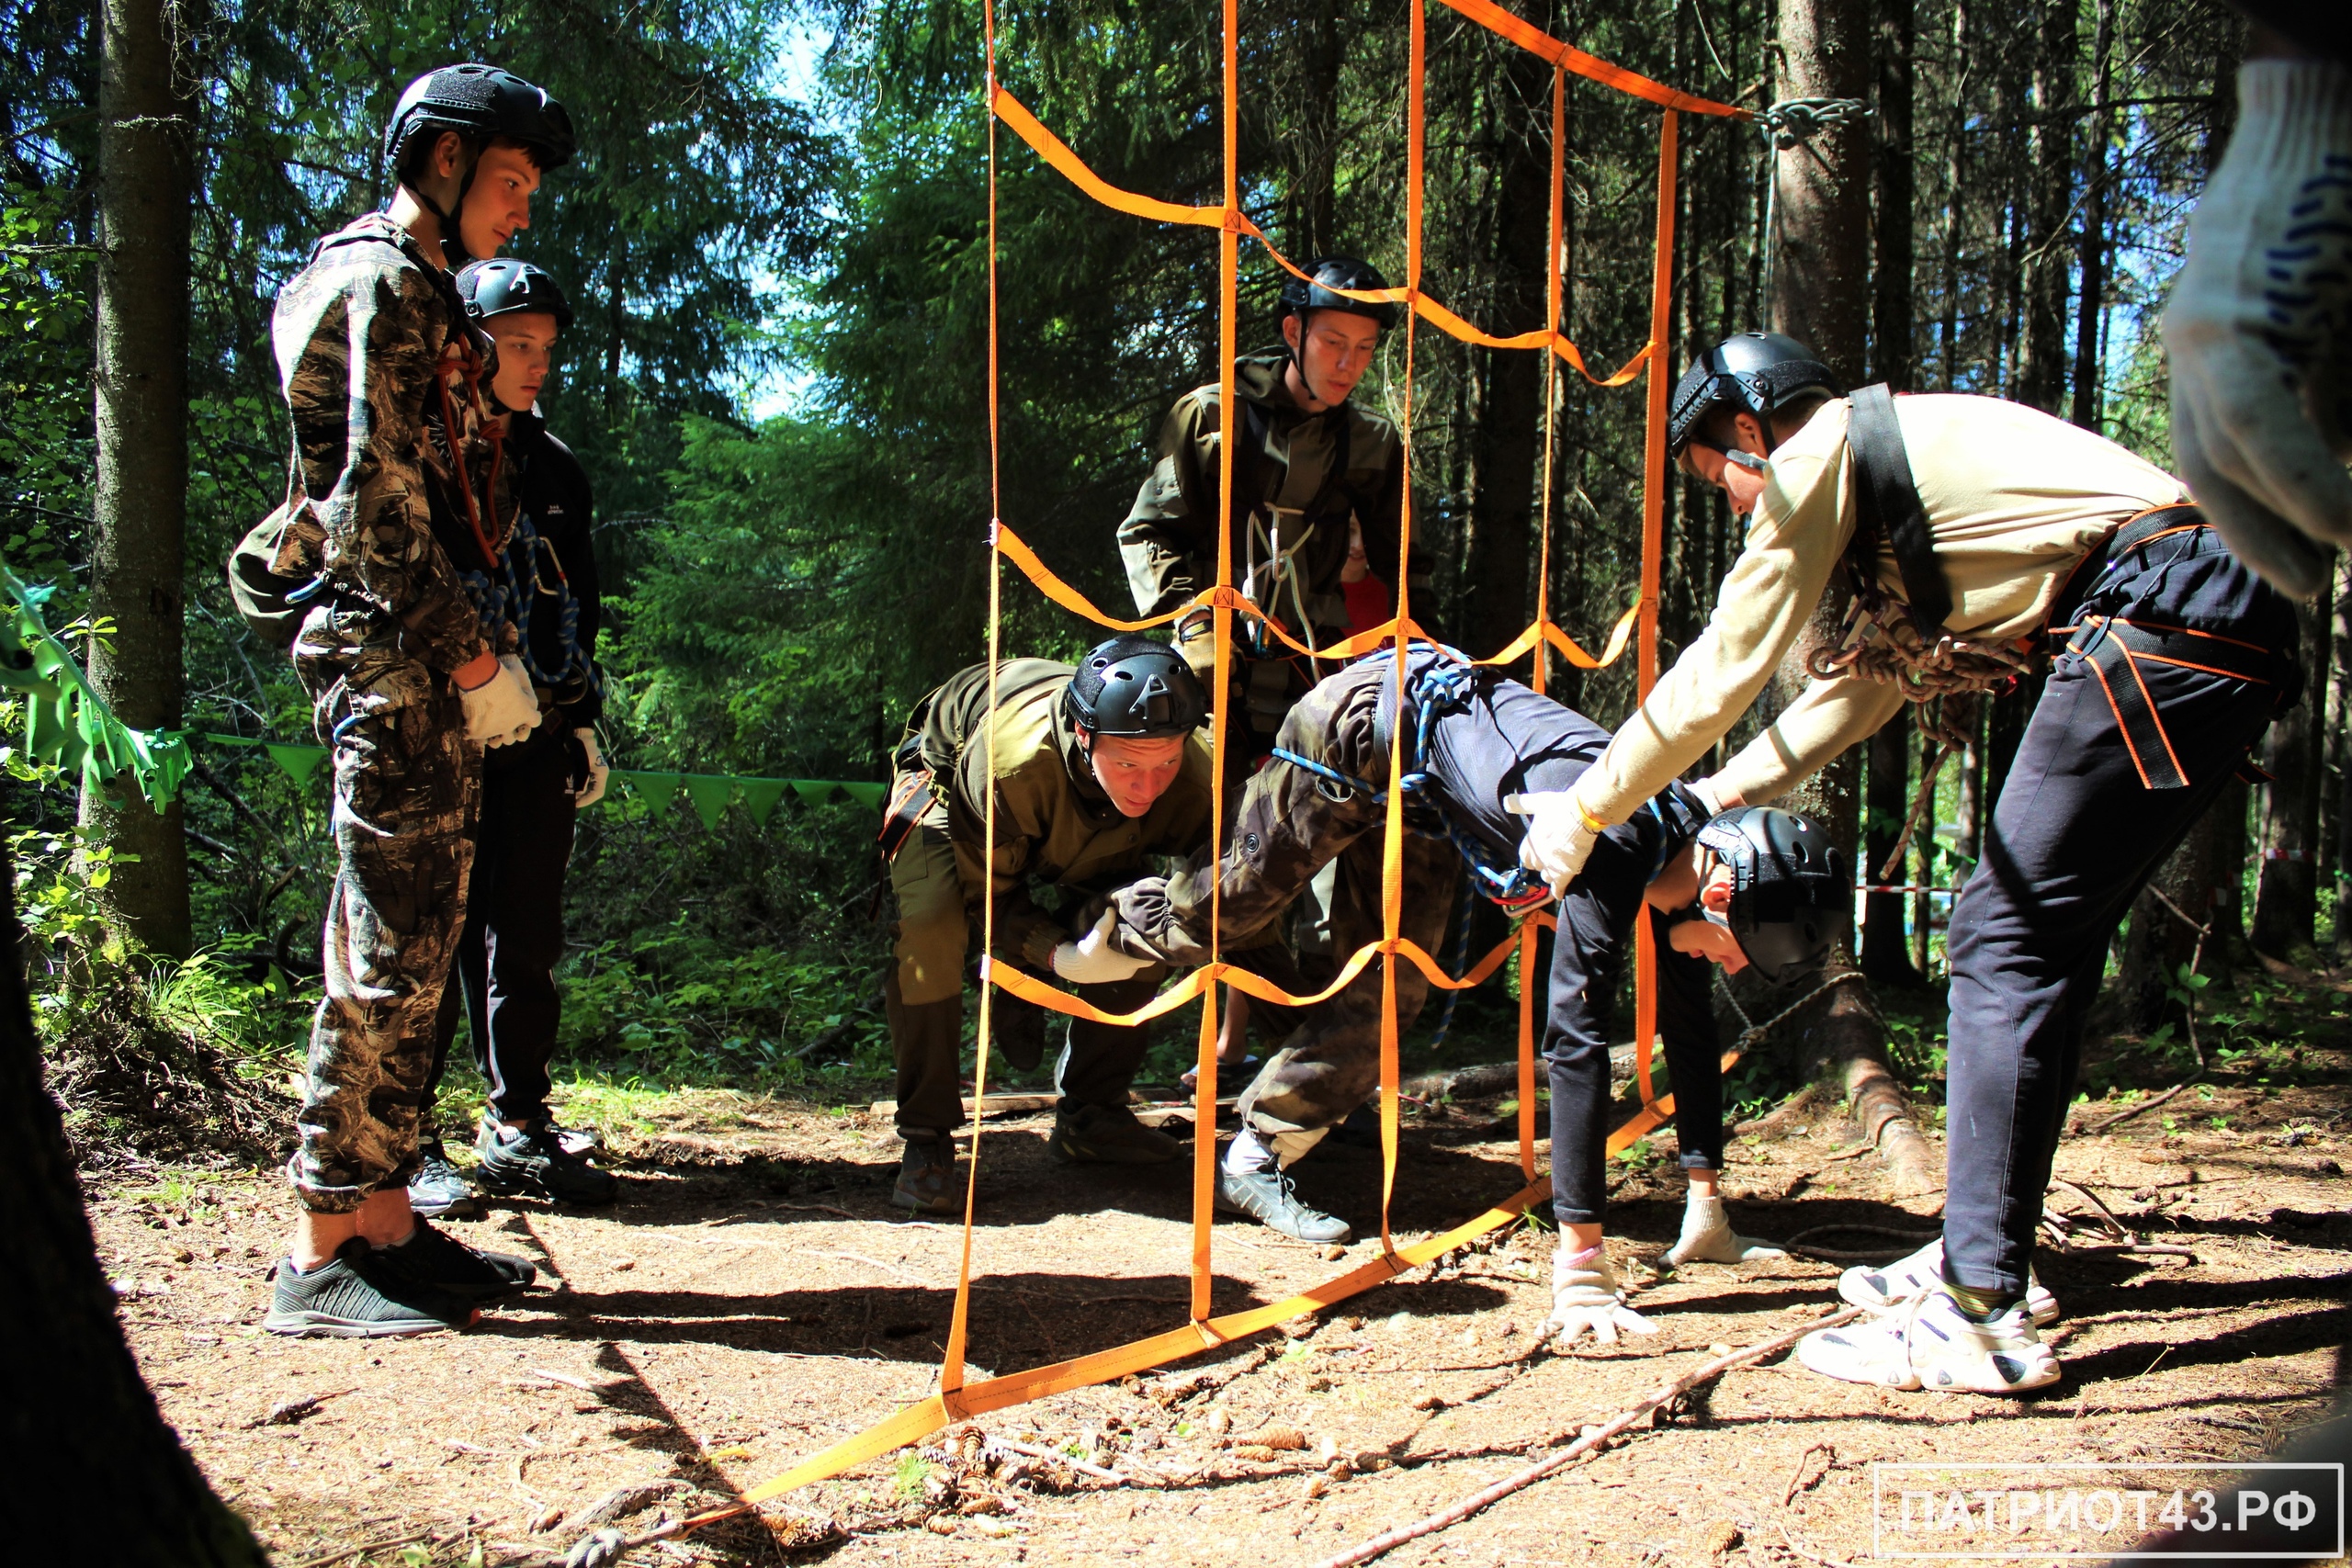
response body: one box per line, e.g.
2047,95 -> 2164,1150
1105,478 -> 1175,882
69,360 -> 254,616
1513,332 -> 2301,1393
2162,9 -> 2352,596
1102,648 -> 1844,1261
1119,255 -> 1432,765
406,257 -> 618,1219
881,637 -> 1215,1213
261,65 -> 577,1338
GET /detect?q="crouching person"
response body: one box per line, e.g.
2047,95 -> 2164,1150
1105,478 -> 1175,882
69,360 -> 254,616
1101,649 -> 1845,1314
882,637 -> 1214,1213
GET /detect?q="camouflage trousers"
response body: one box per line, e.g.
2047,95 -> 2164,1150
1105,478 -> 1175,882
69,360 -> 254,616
288,673 -> 481,1213
1115,660 -> 1458,1137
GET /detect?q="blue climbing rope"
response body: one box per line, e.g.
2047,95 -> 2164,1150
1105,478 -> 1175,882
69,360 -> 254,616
455,501 -> 600,701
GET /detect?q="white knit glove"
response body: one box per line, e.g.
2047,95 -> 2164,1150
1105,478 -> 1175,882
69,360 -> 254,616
1543,1243 -> 1656,1348
1051,910 -> 1153,986
2164,59 -> 2352,596
1665,1195 -> 1788,1267
571,728 -> 608,808
460,655 -> 541,747
1508,790 -> 1600,898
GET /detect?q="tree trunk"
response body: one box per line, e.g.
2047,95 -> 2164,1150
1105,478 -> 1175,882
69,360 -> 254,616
2253,593 -> 2326,965
0,838 -> 270,1561
2118,790 -> 2240,1032
1860,720 -> 1922,986
2014,0 -> 2077,416
1869,0 -> 1914,392
81,0 -> 193,957
1464,0 -> 1556,661
2069,0 -> 2115,433
1762,0 -> 1935,1195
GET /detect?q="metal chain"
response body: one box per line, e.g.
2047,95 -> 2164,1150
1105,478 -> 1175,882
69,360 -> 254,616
1756,96 -> 1870,151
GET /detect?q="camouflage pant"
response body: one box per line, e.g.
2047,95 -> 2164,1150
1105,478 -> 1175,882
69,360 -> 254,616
1115,660 -> 1458,1136
288,673 -> 480,1213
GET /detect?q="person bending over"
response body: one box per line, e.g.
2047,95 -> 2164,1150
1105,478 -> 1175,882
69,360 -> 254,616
880,637 -> 1214,1213
1513,331 -> 2300,1394
1099,648 -> 1846,1337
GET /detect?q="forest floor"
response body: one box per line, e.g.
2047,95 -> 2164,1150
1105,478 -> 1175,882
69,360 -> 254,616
95,1025 -> 2350,1568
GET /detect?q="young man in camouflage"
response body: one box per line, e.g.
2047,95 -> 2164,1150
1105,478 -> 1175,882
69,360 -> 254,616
263,65 -> 579,1337
884,637 -> 1214,1213
1102,649 -> 1846,1280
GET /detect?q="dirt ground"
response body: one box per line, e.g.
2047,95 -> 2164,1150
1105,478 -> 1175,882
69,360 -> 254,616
96,1056 -> 2349,1568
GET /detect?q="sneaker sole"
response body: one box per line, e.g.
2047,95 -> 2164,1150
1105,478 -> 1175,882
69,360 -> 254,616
891,1186 -> 960,1215
1212,1190 -> 1351,1244
262,1307 -> 476,1337
408,1194 -> 479,1219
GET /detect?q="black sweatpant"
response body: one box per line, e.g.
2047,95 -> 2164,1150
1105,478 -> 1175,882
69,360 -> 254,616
1942,525 -> 2295,1297
424,731 -> 577,1131
1544,811 -> 1725,1225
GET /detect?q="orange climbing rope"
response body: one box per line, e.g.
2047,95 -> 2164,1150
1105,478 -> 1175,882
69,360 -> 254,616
735,0 -> 1734,1512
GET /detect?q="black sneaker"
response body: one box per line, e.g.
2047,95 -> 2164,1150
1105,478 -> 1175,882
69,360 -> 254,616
548,1120 -> 602,1158
407,1138 -> 479,1219
262,1237 -> 478,1337
476,1117 -> 621,1206
373,1217 -> 537,1301
1216,1159 -> 1351,1244
1048,1101 -> 1183,1165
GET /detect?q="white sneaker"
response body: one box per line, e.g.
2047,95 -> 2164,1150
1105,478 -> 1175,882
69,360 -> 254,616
1838,1238 -> 2058,1327
1798,1286 -> 2060,1394
1666,1196 -> 1787,1266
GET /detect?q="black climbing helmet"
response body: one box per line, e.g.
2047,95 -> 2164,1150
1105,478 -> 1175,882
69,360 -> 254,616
1279,255 -> 1399,332
382,63 -> 576,185
456,257 -> 575,331
1064,636 -> 1209,740
1666,331 -> 1840,457
1692,807 -> 1849,987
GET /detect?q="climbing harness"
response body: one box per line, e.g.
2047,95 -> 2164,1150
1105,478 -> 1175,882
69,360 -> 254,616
1272,654 -> 1554,913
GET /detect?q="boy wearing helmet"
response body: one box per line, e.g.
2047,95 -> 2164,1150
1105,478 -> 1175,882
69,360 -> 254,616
262,65 -> 576,1338
1119,256 -> 1435,761
1515,331 -> 2300,1393
403,259 -> 617,1218
881,637 -> 1216,1213
1097,649 -> 1845,1295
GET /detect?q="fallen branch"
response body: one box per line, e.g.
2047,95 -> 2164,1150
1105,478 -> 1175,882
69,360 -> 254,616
290,1528 -> 437,1568
985,1434 -> 1130,1483
1781,1442 -> 1835,1506
1303,1308 -> 1866,1568
2085,1080 -> 2195,1136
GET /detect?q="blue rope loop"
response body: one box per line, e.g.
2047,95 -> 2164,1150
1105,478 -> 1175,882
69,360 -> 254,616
455,502 -> 601,701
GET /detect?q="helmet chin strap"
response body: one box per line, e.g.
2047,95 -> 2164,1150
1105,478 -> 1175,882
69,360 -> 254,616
403,142 -> 481,269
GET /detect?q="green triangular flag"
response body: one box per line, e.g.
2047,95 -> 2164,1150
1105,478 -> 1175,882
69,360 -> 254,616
789,779 -> 837,806
840,781 -> 886,808
265,743 -> 330,786
681,773 -> 734,829
621,771 -> 683,807
739,777 -> 789,826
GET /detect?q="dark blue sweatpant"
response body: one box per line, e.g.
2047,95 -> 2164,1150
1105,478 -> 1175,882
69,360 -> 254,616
1545,812 -> 1725,1225
1942,525 -> 2296,1297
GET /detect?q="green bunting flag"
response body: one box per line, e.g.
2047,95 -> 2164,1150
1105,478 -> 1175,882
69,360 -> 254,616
738,777 -> 789,826
264,742 -> 330,786
681,773 -> 734,829
0,561 -> 193,806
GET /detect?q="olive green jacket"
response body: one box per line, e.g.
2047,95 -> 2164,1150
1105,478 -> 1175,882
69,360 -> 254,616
908,660 -> 1216,970
1118,351 -> 1432,642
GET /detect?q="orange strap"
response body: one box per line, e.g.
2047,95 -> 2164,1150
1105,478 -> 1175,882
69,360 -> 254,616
1433,0 -> 1751,118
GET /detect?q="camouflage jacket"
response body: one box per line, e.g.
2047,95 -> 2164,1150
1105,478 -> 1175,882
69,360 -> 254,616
905,659 -> 1216,969
1117,350 -> 1434,644
270,212 -> 514,707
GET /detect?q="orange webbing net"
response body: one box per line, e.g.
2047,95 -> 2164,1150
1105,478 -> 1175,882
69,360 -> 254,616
737,0 -> 1726,1508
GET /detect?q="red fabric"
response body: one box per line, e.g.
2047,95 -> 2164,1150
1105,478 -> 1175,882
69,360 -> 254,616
1344,575 -> 1393,634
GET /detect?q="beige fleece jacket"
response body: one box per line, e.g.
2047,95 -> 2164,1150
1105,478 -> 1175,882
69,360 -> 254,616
1574,393 -> 2188,823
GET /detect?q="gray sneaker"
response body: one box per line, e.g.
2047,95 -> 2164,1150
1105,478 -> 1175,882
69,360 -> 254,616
893,1137 -> 960,1214
263,1237 -> 478,1337
1216,1160 -> 1351,1244
1048,1101 -> 1183,1165
476,1118 -> 620,1206
407,1139 -> 478,1219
